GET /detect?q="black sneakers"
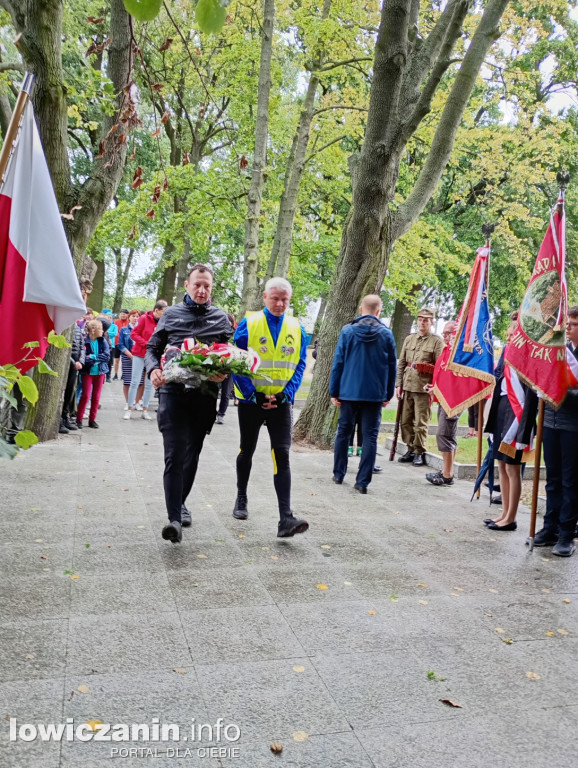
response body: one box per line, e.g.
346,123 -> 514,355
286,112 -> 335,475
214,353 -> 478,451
233,493 -> 248,520
181,504 -> 192,527
532,529 -> 558,547
162,521 -> 182,544
353,483 -> 367,494
398,451 -> 415,463
277,516 -> 309,538
88,421 -> 99,429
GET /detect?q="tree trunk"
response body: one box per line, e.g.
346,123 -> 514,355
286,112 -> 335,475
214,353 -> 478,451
390,298 -> 415,350
90,259 -> 105,312
295,0 -> 510,446
313,295 -> 328,337
175,236 -> 191,299
239,0 -> 275,315
16,0 -> 133,443
265,0 -> 331,281
158,257 -> 177,304
112,247 -> 134,313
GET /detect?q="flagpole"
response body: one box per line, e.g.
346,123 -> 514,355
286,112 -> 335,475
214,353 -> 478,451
527,171 -> 569,552
0,73 -> 34,186
476,223 -> 495,499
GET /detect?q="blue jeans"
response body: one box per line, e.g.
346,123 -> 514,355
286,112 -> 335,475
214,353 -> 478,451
333,401 -> 382,487
128,355 -> 152,408
542,426 -> 578,543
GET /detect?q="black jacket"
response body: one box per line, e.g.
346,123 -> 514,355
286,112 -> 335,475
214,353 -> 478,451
71,324 -> 86,365
145,298 -> 233,393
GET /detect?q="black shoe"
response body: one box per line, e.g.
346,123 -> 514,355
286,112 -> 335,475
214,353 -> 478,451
485,481 -> 501,493
398,451 -> 415,463
552,541 -> 576,557
353,483 -> 367,494
483,518 -> 497,526
532,529 -> 558,547
487,521 -> 517,531
373,465 -> 383,473
88,420 -> 99,429
162,520 -> 182,544
75,420 -> 83,429
427,471 -> 454,486
181,504 -> 192,527
332,476 -> 343,484
113,374 -> 119,381
59,420 -> 70,434
233,493 -> 248,520
412,454 -> 425,467
277,516 -> 309,537
491,495 -> 502,505
63,419 -> 78,431
106,377 -> 111,383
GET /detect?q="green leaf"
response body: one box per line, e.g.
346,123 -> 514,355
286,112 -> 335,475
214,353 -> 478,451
1,390 -> 18,408
1,365 -> 21,383
36,358 -> 58,377
47,331 -> 70,349
22,341 -> 40,348
0,437 -> 18,459
17,376 -> 38,405
195,0 -> 227,34
14,430 -> 39,450
123,0 -> 162,22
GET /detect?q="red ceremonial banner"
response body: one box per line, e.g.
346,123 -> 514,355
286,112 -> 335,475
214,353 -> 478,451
505,191 -> 569,408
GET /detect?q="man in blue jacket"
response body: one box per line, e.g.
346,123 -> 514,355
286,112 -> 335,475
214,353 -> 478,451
330,294 -> 397,493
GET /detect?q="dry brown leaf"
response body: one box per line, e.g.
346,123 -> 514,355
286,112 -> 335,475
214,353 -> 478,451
418,600 -> 428,605
368,610 -> 377,615
292,731 -> 308,742
495,628 -> 505,634
262,547 -> 270,551
292,666 -> 305,673
317,584 -> 328,590
562,599 -> 571,604
417,583 -> 428,588
501,638 -> 513,645
25,653 -> 35,660
545,631 -> 554,637
453,587 -> 463,591
40,555 -> 49,560
173,668 -> 187,674
77,685 -> 89,693
557,629 -> 569,636
86,720 -> 103,732
238,534 -> 245,538
526,672 -> 540,680
541,588 -> 551,594
270,742 -> 283,754
70,575 -> 80,580
439,699 -> 462,708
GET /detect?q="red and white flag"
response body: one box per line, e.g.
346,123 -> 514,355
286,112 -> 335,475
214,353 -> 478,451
505,190 -> 569,407
0,99 -> 85,371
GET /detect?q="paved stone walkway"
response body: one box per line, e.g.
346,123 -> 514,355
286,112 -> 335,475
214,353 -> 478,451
1,382 -> 577,768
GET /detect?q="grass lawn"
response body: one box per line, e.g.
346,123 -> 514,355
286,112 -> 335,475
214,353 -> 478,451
425,435 -> 545,466
383,408 -> 469,425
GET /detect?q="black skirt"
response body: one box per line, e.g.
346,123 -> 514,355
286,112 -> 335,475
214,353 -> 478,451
492,395 -> 524,465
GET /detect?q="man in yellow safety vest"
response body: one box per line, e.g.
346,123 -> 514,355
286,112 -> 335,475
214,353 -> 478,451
233,277 -> 309,537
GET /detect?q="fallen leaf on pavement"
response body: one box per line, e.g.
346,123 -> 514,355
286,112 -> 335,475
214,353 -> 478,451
501,638 -> 513,644
316,584 -> 328,590
439,699 -> 462,708
451,593 -> 460,597
418,583 -> 428,588
70,575 -> 80,580
344,581 -> 352,586
489,589 -> 499,594
292,666 -> 305,673
86,720 -> 103,732
25,654 -> 35,660
77,685 -> 89,693
453,587 -> 463,591
238,534 -> 245,538
526,672 -> 540,680
418,600 -> 428,605
321,545 -> 331,550
541,588 -> 551,594
495,628 -> 505,634
557,629 -> 568,635
173,668 -> 187,674
270,742 -> 283,753
271,556 -> 279,560
197,554 -> 207,559
541,558 -> 550,562
368,610 -> 376,615
562,599 -> 571,604
34,539 -> 43,543
262,547 -> 270,551
292,731 -> 308,742
545,631 -> 554,637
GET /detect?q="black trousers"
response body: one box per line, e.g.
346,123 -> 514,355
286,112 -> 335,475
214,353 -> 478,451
61,361 -> 78,422
236,401 -> 293,519
217,375 -> 234,417
157,389 -> 217,523
542,426 -> 578,544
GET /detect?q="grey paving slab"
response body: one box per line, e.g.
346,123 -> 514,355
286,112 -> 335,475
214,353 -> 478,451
196,658 -> 350,742
181,604 -> 305,665
2,381 -> 578,767
169,565 -> 273,611
66,612 -> 192,675
0,619 -> 68,681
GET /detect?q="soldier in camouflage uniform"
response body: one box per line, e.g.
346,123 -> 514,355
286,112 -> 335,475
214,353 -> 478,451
395,308 -> 444,466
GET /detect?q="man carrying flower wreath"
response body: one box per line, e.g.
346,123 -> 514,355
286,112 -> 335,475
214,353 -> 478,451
232,277 -> 309,538
146,263 -> 233,543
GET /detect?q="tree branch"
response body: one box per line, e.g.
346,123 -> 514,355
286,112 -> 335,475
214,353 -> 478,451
313,104 -> 368,116
305,134 -> 346,163
0,61 -> 24,73
392,0 -> 510,243
318,57 -> 372,72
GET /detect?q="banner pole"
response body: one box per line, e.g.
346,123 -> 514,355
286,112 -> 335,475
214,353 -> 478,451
0,73 -> 34,186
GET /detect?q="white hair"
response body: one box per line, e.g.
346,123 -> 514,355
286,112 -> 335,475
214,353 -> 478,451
264,277 -> 292,295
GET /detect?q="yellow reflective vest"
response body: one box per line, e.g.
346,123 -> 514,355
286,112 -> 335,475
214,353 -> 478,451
235,311 -> 302,398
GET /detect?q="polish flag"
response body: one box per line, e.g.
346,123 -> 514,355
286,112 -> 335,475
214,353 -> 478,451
0,100 -> 85,371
